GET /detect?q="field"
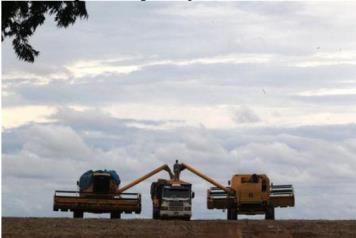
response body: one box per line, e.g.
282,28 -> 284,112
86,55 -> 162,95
2,218 -> 356,238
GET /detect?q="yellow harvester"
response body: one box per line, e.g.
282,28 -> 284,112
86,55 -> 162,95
207,174 -> 294,220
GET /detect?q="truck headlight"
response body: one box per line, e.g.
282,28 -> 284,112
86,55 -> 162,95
184,207 -> 191,211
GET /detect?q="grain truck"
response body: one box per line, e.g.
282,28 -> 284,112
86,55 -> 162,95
147,160 -> 227,220
117,163 -> 195,220
53,170 -> 141,218
150,179 -> 194,220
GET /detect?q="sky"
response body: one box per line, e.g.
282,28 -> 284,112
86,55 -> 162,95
2,2 -> 356,219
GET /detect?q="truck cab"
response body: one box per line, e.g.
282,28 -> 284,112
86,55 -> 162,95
151,180 -> 194,220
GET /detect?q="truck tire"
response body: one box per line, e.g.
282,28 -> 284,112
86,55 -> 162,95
73,210 -> 83,218
152,208 -> 160,219
110,211 -> 121,219
265,206 -> 275,220
227,208 -> 237,220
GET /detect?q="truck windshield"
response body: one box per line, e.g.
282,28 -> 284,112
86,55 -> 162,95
163,189 -> 190,198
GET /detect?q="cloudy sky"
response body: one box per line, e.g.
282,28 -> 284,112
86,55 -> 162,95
2,2 -> 356,219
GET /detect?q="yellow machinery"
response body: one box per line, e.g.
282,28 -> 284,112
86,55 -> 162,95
116,164 -> 173,194
207,174 -> 295,220
53,170 -> 141,219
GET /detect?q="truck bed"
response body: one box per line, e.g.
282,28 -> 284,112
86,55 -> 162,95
53,190 -> 141,214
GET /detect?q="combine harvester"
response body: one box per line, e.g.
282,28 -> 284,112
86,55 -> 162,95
207,174 -> 295,220
53,170 -> 141,218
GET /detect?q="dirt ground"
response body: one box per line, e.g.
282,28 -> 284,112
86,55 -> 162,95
2,218 -> 356,238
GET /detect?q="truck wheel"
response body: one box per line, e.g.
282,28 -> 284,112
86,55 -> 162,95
265,206 -> 275,220
152,208 -> 159,219
227,208 -> 237,220
110,211 -> 121,219
227,209 -> 232,220
73,211 -> 83,218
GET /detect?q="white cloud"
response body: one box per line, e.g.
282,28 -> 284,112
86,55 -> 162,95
64,53 -> 273,80
22,125 -> 93,160
66,60 -> 141,78
2,71 -> 69,85
155,4 -> 248,18
2,121 -> 356,218
105,104 -> 237,129
297,88 -> 356,96
2,106 -> 57,129
293,51 -> 356,67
